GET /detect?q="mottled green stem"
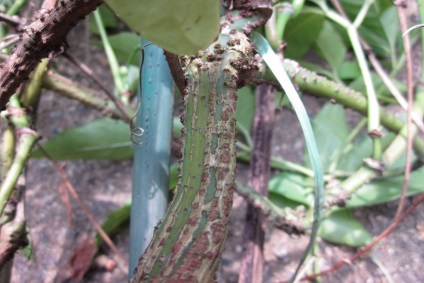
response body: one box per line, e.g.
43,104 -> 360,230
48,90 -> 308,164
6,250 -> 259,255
261,60 -> 424,157
131,29 -> 256,282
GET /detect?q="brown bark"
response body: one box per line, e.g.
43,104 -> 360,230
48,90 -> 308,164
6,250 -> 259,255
164,51 -> 186,96
0,0 -> 103,111
239,85 -> 275,283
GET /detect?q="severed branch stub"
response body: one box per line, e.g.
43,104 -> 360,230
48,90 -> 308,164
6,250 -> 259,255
0,0 -> 103,111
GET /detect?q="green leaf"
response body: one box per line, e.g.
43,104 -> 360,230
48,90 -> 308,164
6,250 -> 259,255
337,61 -> 361,80
380,7 -> 400,53
268,192 -> 306,211
319,209 -> 372,247
346,166 -> 424,208
236,86 -> 255,133
284,7 -> 325,59
31,118 -> 132,160
107,32 -> 141,66
269,172 -> 311,207
304,102 -> 349,171
314,21 -> 346,74
338,133 -> 395,172
105,0 -> 220,55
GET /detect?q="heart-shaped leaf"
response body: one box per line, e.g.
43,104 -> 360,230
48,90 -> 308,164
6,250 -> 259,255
105,0 -> 220,55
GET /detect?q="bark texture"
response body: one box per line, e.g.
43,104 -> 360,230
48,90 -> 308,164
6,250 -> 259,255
0,0 -> 103,111
238,85 -> 275,283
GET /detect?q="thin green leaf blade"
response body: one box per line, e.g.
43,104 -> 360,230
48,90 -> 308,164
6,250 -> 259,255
251,31 -> 324,282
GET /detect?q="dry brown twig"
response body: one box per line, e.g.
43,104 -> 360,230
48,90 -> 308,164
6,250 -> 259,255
393,0 -> 414,221
62,53 -> 132,123
0,0 -> 103,111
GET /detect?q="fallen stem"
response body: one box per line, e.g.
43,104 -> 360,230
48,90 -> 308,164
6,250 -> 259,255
393,2 -> 414,221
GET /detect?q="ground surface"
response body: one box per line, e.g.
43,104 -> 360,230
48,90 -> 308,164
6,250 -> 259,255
7,9 -> 424,283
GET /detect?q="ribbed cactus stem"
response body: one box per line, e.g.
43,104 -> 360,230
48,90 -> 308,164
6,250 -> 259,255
131,29 -> 257,282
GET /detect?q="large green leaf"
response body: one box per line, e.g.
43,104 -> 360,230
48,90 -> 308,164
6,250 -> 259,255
304,102 -> 349,171
32,118 -> 132,160
314,21 -> 346,74
284,7 -> 325,59
319,209 -> 372,247
105,0 -> 220,55
338,133 -> 395,172
345,166 -> 424,208
380,6 -> 400,55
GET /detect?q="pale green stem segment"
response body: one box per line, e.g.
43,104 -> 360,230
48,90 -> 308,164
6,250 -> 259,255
131,29 -> 256,282
93,10 -> 127,99
315,0 -> 381,159
260,60 -> 424,156
250,31 -> 324,283
1,126 -> 15,180
0,129 -> 40,215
